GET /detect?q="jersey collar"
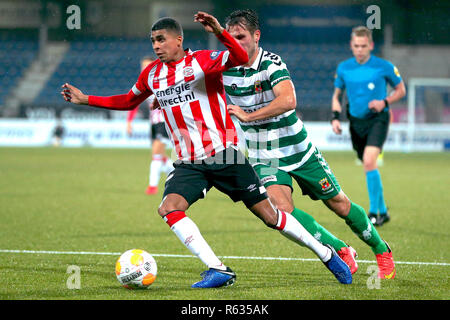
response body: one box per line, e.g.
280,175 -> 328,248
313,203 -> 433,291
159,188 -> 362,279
354,54 -> 373,66
238,47 -> 263,71
248,47 -> 263,70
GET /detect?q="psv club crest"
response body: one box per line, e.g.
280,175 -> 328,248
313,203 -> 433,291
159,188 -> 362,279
183,66 -> 194,78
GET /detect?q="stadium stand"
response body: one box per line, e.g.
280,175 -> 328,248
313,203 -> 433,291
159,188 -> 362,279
0,34 -> 39,106
1,33 -> 379,121
267,43 -> 351,108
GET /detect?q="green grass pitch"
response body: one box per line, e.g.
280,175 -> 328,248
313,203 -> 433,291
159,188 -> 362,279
0,147 -> 449,300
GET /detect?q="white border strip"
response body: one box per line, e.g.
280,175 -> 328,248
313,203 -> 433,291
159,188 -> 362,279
0,249 -> 449,267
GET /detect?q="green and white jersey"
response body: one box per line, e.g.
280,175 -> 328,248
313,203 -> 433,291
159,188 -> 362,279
223,47 -> 315,172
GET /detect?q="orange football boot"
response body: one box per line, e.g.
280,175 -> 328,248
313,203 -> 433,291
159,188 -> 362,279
337,245 -> 359,274
376,242 -> 396,279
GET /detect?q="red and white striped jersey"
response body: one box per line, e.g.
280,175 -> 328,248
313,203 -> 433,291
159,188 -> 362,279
89,30 -> 248,161
136,49 -> 239,161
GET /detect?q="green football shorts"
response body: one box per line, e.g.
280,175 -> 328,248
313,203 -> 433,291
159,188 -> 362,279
253,148 -> 341,200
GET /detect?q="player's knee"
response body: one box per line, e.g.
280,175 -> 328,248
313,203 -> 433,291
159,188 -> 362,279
327,192 -> 351,217
158,194 -> 189,218
363,160 -> 377,171
362,151 -> 379,171
157,198 -> 176,217
157,205 -> 169,217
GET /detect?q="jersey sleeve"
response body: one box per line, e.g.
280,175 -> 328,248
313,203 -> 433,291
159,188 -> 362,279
384,60 -> 402,87
334,64 -> 345,90
89,64 -> 153,110
194,30 -> 248,74
264,52 -> 291,87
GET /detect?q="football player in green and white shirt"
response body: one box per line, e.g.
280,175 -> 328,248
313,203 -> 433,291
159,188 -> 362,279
224,9 -> 396,279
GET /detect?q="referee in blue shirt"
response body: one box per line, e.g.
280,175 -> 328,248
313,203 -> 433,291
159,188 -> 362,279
331,26 -> 406,226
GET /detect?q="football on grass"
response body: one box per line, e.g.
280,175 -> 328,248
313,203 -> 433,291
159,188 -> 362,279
115,249 -> 157,289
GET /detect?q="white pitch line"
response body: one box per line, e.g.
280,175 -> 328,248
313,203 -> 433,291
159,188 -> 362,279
0,249 -> 449,267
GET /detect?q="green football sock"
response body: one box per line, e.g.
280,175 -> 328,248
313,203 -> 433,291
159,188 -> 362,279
290,208 -> 347,252
344,202 -> 388,254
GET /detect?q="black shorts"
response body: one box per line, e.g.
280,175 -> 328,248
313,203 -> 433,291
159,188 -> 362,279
163,147 -> 268,209
151,122 -> 169,141
349,111 -> 390,160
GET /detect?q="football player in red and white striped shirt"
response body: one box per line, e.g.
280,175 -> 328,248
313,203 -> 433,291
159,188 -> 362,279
61,12 -> 352,287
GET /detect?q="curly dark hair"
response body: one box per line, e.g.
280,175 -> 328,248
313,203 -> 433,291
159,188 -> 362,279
225,9 -> 260,34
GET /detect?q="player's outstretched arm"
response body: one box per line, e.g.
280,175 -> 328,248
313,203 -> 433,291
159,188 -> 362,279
61,83 -> 151,111
62,61 -> 154,111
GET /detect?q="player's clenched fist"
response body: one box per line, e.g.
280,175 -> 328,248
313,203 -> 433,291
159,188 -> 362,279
61,83 -> 89,105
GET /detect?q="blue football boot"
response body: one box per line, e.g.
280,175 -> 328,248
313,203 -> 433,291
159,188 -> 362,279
323,245 -> 352,284
191,267 -> 236,288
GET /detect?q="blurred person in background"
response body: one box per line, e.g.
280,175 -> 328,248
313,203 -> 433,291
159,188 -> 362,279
126,56 -> 173,195
331,26 -> 406,226
51,117 -> 65,147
